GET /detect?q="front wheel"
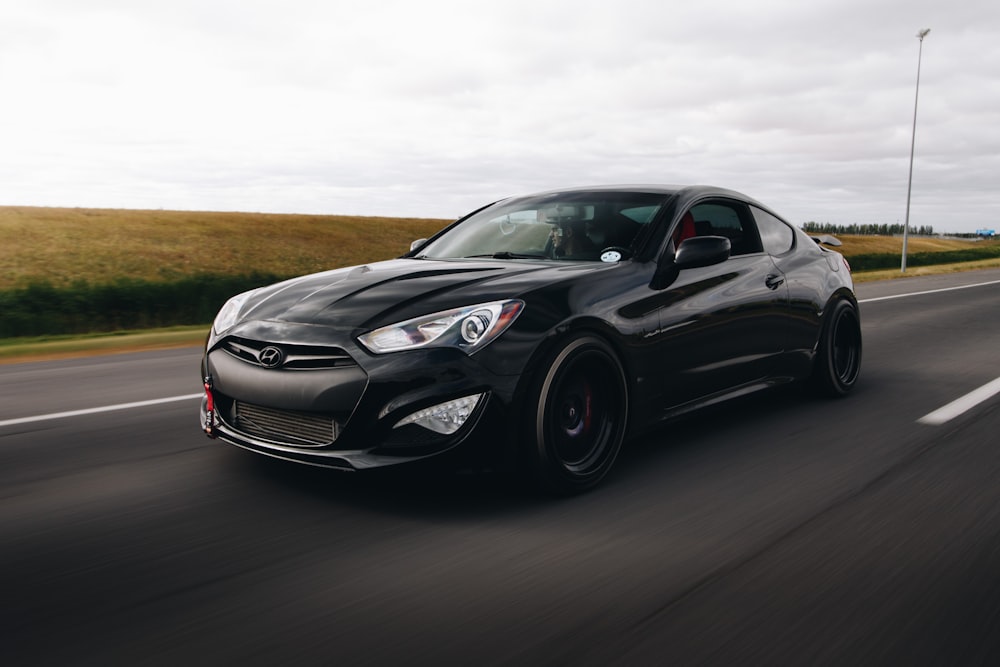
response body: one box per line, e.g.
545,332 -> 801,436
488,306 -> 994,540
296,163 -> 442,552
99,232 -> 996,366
524,335 -> 628,495
811,298 -> 862,396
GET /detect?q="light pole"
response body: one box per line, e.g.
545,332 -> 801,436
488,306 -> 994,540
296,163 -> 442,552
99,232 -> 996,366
902,28 -> 930,272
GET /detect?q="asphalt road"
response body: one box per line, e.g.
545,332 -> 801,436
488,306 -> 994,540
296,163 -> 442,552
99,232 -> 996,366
2,268 -> 1000,665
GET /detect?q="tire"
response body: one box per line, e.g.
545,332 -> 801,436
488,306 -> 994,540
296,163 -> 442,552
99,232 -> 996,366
811,298 -> 862,397
524,334 -> 628,495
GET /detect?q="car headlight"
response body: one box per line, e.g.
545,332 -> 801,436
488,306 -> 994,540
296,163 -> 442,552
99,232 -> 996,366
357,300 -> 524,354
212,292 -> 252,335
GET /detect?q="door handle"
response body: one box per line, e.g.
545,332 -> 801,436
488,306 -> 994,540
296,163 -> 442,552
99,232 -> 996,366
765,274 -> 785,290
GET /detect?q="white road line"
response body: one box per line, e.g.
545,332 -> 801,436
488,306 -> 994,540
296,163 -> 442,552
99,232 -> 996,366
858,278 -> 1000,303
0,393 -> 203,428
918,377 -> 1000,426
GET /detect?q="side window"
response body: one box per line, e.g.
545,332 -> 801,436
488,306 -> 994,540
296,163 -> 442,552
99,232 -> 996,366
752,207 -> 795,256
687,200 -> 763,256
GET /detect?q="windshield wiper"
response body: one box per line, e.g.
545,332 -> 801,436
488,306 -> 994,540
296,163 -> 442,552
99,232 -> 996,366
464,252 -> 549,260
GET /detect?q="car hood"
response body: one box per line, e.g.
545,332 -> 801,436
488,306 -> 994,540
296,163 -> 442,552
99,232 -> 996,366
233,258 -> 612,332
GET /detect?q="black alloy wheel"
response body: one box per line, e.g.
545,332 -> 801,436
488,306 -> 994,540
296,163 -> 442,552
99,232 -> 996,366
812,298 -> 862,396
527,334 -> 628,494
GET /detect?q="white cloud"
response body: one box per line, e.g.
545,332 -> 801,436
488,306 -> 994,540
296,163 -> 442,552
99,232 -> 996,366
2,0 -> 999,231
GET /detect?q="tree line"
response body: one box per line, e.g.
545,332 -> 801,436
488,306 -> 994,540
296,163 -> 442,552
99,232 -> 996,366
801,222 -> 935,236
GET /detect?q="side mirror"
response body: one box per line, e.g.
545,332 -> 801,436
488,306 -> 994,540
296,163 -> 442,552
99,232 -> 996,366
649,236 -> 731,290
674,236 -> 731,269
409,238 -> 428,253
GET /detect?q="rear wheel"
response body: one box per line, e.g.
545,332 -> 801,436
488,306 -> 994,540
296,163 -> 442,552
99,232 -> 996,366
812,299 -> 862,396
524,335 -> 627,495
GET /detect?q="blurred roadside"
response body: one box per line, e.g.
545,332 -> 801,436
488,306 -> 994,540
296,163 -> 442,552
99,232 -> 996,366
4,259 -> 999,365
0,326 -> 207,365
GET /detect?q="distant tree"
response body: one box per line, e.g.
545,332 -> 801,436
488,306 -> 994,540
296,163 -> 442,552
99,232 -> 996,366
799,221 -> 933,236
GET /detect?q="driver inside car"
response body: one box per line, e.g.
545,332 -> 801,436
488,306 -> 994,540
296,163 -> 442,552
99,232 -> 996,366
550,218 -> 598,259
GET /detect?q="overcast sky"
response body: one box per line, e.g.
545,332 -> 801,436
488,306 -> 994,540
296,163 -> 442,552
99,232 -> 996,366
3,0 -> 999,231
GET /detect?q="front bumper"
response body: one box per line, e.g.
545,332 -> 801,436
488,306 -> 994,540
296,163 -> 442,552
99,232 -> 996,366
201,326 -> 518,471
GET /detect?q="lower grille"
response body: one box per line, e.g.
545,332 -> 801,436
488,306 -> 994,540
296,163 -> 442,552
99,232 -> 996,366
234,401 -> 340,447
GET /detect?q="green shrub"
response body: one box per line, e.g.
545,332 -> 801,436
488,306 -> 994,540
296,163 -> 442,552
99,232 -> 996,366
846,245 -> 1000,272
0,273 -> 285,338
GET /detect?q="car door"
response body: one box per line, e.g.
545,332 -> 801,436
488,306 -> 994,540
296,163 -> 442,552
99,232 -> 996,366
751,205 -> 829,376
655,198 -> 790,408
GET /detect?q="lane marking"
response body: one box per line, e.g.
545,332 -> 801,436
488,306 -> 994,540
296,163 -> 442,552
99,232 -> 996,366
0,393 -> 203,428
858,278 -> 1000,304
918,377 -> 1000,425
856,278 -> 1000,425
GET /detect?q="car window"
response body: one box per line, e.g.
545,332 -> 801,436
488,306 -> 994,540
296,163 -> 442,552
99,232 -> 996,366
752,207 -> 796,256
619,205 -> 659,224
418,192 -> 670,261
686,200 -> 763,256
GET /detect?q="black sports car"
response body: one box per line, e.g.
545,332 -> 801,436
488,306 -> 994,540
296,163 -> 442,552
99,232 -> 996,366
201,185 -> 861,493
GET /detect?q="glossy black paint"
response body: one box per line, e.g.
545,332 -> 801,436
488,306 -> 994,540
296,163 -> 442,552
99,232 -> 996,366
201,185 -> 858,478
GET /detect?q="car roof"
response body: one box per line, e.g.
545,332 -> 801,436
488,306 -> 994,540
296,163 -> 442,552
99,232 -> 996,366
511,184 -> 761,204
511,185 -> 787,229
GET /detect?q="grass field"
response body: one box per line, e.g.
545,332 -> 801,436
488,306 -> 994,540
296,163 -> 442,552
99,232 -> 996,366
0,206 -> 451,289
2,205 -> 997,360
3,205 -> 993,288
833,234 -> 989,256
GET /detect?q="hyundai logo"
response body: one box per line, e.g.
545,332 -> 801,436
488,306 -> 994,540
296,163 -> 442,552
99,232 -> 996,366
258,346 -> 284,368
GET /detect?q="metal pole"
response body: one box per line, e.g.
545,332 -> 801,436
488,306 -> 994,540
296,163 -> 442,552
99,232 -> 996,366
902,28 -> 930,272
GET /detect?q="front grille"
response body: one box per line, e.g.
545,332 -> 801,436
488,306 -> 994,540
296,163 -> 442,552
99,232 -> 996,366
222,338 -> 356,370
234,401 -> 340,447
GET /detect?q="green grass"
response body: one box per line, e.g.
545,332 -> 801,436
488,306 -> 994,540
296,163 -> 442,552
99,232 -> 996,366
852,256 -> 1000,282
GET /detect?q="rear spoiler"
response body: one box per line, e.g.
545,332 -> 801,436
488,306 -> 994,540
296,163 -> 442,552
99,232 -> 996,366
810,234 -> 842,247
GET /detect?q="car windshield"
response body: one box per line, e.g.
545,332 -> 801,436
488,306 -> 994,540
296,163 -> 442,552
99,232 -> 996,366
416,191 -> 670,261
